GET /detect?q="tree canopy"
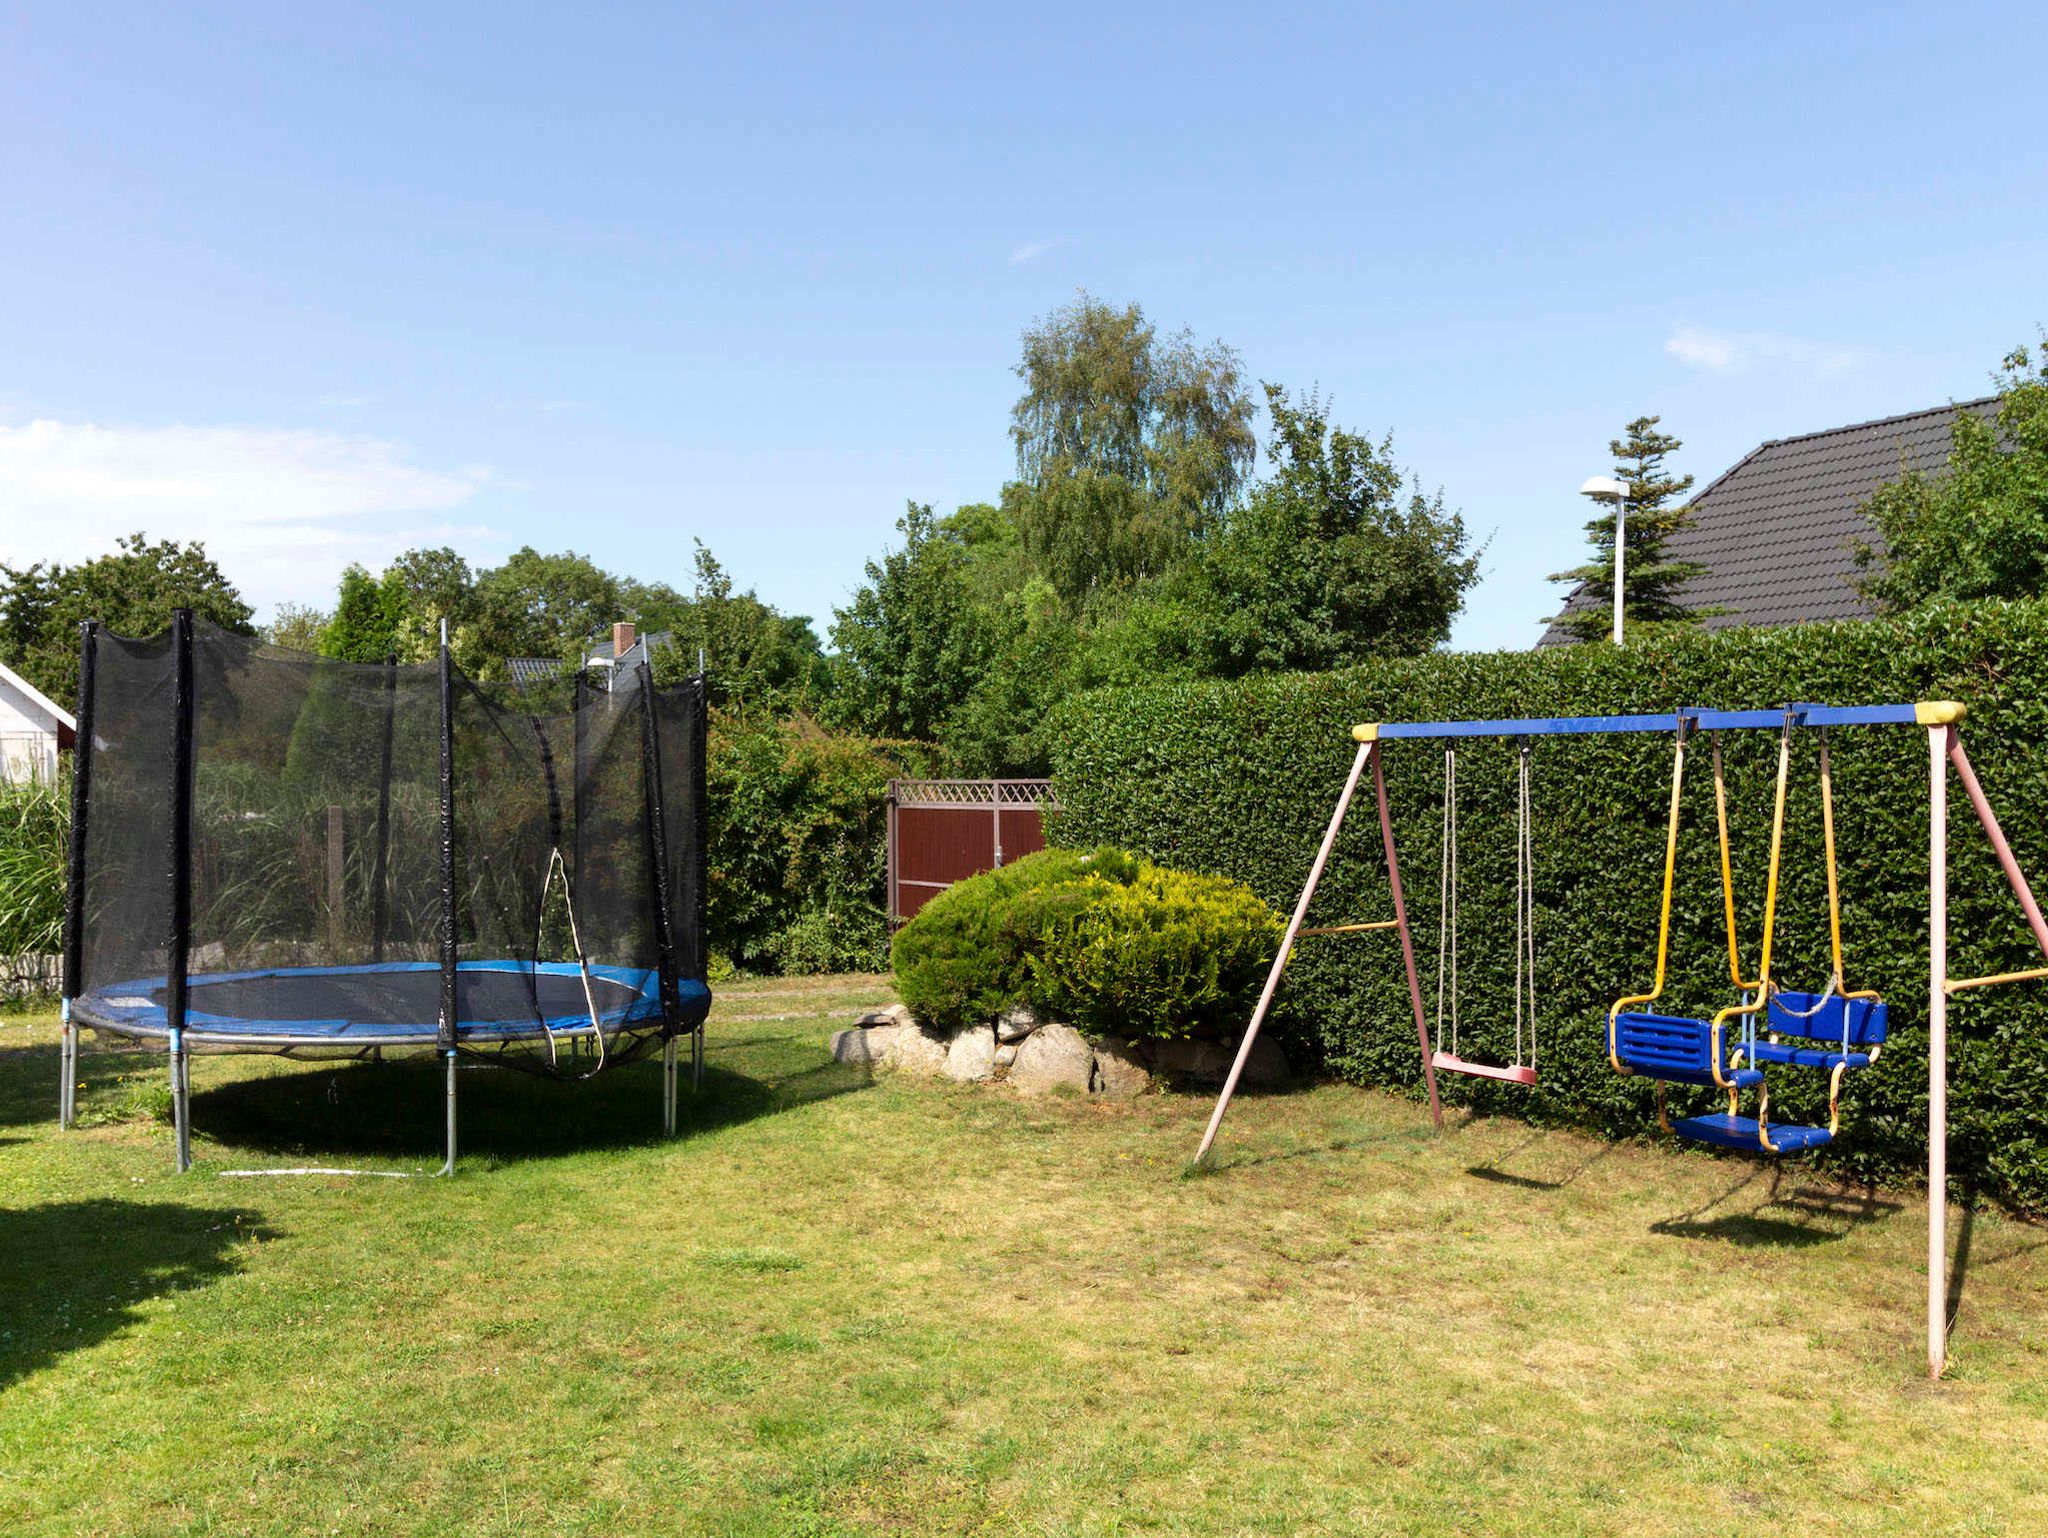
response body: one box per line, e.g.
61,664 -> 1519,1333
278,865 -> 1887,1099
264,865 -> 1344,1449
1171,385 -> 1480,674
830,306 -> 1481,771
1005,293 -> 1256,604
1855,345 -> 2048,611
0,534 -> 255,703
641,542 -> 829,712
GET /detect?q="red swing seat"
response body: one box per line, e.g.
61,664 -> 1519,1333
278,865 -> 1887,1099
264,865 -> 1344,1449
1429,1050 -> 1537,1086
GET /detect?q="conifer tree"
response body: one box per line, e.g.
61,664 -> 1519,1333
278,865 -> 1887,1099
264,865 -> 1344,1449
1547,415 -> 1708,641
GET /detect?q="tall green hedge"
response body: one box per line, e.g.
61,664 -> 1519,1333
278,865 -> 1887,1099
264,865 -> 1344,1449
1050,600 -> 2048,1211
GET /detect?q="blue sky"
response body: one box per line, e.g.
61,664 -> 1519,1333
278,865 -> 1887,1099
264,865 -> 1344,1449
2,2 -> 2043,651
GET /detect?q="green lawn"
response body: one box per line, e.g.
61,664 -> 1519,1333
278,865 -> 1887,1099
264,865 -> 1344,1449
2,975 -> 2045,1536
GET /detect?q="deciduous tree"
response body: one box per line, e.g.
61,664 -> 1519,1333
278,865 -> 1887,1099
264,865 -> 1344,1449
1855,345 -> 2048,610
0,533 -> 255,701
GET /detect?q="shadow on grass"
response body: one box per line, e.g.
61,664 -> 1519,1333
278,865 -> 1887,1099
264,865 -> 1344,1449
1650,1166 -> 1901,1248
1466,1130 -> 1621,1191
0,1040 -> 161,1131
0,1199 -> 275,1390
1198,1119 -> 1439,1175
186,1049 -> 875,1165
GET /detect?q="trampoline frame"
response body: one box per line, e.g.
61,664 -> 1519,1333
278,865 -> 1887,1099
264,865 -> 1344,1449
57,612 -> 713,1175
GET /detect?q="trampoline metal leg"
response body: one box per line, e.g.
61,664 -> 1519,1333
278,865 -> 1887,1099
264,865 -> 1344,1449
692,1023 -> 703,1092
59,1005 -> 77,1130
170,1030 -> 192,1174
438,1050 -> 457,1177
663,1036 -> 678,1136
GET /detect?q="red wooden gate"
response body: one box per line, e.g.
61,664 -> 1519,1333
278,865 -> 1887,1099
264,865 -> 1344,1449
887,779 -> 1061,926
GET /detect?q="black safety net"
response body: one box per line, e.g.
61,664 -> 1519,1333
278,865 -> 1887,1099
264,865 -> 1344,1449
64,615 -> 710,1072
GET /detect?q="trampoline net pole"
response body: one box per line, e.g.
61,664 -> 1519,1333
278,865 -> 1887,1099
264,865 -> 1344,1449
440,1049 -> 457,1177
59,999 -> 76,1129
437,619 -> 458,1056
167,609 -> 196,1171
60,618 -> 97,1131
637,662 -> 682,1046
663,1035 -> 677,1136
172,1034 -> 191,1173
371,651 -> 397,963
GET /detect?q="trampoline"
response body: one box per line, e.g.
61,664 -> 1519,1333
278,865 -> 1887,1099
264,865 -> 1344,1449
57,611 -> 713,1174
72,960 -> 708,1048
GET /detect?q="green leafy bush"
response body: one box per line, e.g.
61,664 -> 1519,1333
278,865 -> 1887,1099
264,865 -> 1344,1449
889,846 -> 1280,1037
1049,598 -> 2048,1210
889,847 -> 1140,1030
1033,865 -> 1283,1038
771,901 -> 890,975
707,711 -> 941,974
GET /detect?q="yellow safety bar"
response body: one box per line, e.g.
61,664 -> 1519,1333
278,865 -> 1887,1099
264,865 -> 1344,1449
1609,716 -> 1793,1094
1811,730 -> 1882,1010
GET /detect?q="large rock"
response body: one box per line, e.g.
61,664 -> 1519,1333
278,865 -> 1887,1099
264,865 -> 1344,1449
1238,1035 -> 1291,1087
1141,1035 -> 1290,1087
853,1003 -> 917,1029
1090,1036 -> 1152,1098
891,1025 -> 951,1078
945,1025 -> 999,1082
1141,1037 -> 1234,1082
1010,1022 -> 1094,1095
829,1025 -> 902,1066
992,1042 -> 1020,1071
994,1005 -> 1041,1043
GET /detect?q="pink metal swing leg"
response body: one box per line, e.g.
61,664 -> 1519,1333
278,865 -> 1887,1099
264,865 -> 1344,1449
1194,741 -> 1441,1165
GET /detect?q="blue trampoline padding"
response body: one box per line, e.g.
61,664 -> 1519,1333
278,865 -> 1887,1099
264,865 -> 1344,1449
1670,1113 -> 1835,1155
74,959 -> 710,1046
1612,1011 -> 1763,1089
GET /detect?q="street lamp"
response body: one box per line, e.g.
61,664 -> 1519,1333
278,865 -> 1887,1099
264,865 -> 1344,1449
1580,475 -> 1630,645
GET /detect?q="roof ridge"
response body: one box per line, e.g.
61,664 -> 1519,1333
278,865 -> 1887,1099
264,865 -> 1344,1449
1751,394 -> 1999,453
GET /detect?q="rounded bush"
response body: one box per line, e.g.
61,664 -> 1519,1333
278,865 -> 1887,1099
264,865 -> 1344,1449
889,845 -> 1278,1038
889,847 -> 1139,1031
1032,866 -> 1284,1039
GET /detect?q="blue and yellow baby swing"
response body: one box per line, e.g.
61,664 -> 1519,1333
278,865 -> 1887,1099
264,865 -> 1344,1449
1608,712 -> 1886,1154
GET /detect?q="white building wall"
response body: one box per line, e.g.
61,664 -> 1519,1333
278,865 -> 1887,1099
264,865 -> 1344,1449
0,675 -> 65,784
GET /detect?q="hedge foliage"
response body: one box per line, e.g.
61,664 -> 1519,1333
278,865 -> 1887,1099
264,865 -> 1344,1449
708,712 -> 942,974
889,847 -> 1281,1038
1050,600 -> 2048,1211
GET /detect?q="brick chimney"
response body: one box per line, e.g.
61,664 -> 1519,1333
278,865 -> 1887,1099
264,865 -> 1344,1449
612,621 -> 636,659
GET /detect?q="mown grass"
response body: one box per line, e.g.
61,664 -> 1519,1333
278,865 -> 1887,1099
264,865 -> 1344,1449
2,975 -> 2045,1536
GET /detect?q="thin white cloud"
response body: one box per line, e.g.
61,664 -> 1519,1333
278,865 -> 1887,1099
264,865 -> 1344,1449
317,392 -> 373,407
1009,238 -> 1060,266
0,418 -> 498,616
1666,325 -> 1859,374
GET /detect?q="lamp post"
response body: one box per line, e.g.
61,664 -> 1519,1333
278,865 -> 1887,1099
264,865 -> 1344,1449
1580,475 -> 1630,645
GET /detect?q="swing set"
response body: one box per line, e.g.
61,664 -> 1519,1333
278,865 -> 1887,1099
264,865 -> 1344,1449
1194,700 -> 2048,1379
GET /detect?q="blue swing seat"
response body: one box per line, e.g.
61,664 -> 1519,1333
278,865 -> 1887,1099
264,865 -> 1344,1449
1611,1011 -> 1763,1089
1743,991 -> 1887,1071
1668,1112 -> 1835,1154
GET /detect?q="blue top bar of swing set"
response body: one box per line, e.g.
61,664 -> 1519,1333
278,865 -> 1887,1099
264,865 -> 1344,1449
1362,702 -> 1930,743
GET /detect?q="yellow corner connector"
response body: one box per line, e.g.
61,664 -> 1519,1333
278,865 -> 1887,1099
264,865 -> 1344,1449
1351,723 -> 1380,743
1915,700 -> 1967,726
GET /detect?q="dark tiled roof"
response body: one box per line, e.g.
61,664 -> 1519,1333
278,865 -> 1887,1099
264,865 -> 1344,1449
1540,396 -> 2001,646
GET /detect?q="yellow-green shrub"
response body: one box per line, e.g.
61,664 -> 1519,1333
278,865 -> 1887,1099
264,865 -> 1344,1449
1031,865 -> 1284,1039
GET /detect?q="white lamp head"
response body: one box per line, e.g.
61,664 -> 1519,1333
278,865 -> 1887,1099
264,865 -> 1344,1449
1579,475 -> 1628,501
